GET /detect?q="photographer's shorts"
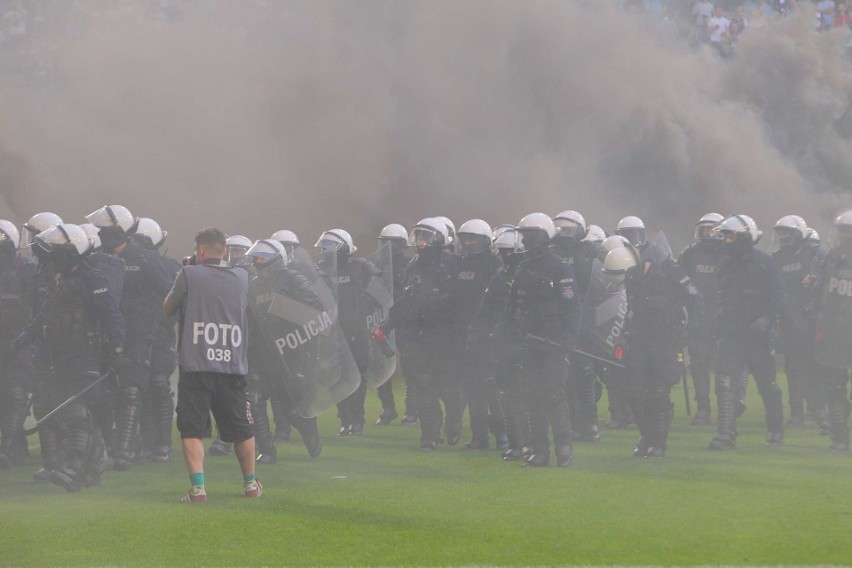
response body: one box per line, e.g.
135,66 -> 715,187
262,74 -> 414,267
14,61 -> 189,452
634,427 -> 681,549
176,370 -> 253,443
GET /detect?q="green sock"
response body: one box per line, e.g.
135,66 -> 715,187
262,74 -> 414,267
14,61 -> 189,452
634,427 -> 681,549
190,472 -> 205,489
243,473 -> 255,484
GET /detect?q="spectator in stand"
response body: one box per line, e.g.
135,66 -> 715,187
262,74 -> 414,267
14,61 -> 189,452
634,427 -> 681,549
834,2 -> 849,27
729,7 -> 749,45
743,0 -> 776,28
708,6 -> 731,52
817,0 -> 837,30
693,0 -> 715,43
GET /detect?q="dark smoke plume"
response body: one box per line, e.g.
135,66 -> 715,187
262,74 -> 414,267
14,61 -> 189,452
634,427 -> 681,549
0,1 -> 850,253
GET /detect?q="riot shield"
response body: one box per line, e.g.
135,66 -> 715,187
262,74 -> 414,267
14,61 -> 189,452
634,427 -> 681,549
580,259 -> 628,365
249,256 -> 360,418
361,242 -> 397,387
813,264 -> 852,369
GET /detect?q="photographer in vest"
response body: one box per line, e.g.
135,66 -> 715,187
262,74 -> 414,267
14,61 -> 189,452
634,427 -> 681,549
164,228 -> 261,503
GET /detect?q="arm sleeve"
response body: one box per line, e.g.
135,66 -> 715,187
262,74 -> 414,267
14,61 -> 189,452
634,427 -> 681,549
164,268 -> 187,317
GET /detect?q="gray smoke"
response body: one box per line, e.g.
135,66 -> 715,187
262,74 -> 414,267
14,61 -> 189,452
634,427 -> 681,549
0,1 -> 850,252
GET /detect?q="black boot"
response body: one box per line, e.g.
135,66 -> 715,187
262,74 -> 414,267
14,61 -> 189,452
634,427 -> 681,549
292,414 -> 322,458
113,387 -> 141,471
0,386 -> 29,466
269,391 -> 292,441
709,387 -> 736,450
251,400 -> 277,465
149,375 -> 174,462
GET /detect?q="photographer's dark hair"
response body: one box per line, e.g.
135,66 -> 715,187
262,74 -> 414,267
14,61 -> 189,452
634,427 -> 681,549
195,227 -> 227,255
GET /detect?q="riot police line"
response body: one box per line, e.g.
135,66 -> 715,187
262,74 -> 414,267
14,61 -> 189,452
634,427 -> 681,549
1,204 -> 851,493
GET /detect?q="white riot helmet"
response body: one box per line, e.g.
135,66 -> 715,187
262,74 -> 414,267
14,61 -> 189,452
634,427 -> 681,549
716,214 -> 762,246
492,224 -> 515,242
492,226 -> 520,250
695,212 -> 724,241
409,217 -> 448,250
35,223 -> 92,258
602,234 -> 631,253
583,224 -> 606,244
245,239 -> 288,265
23,212 -> 63,247
315,229 -> 356,255
553,210 -> 588,240
379,223 -> 408,242
516,212 -> 557,251
773,215 -> 808,250
80,223 -> 102,252
133,217 -> 167,249
0,220 -> 21,251
809,229 -> 820,243
226,234 -> 252,266
615,215 -> 647,247
603,245 -> 639,286
456,219 -> 493,256
833,209 -> 852,250
434,216 -> 456,247
84,205 -> 135,232
271,230 -> 300,246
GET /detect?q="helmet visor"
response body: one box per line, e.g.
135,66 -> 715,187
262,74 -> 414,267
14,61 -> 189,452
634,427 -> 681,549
457,233 -> 489,256
245,240 -> 282,261
554,219 -> 584,239
694,223 -> 718,241
315,233 -> 345,252
409,227 -> 439,249
773,227 -> 799,250
516,228 -> 549,250
34,225 -> 71,253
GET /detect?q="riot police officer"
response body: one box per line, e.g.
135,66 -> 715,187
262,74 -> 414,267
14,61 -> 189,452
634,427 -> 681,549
132,217 -> 181,462
552,210 -> 606,442
809,210 -> 852,451
0,220 -> 35,468
772,215 -> 828,431
373,223 -> 411,425
477,225 -> 527,459
316,229 -> 380,436
615,216 -> 671,263
709,215 -> 785,450
15,223 -> 126,491
677,213 -> 725,426
377,218 -> 461,450
244,239 -> 325,462
453,219 -> 504,449
604,243 -> 702,457
504,213 -> 581,467
85,205 -> 174,470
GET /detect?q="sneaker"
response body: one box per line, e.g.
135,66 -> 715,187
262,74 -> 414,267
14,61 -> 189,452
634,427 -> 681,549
645,447 -> 666,458
462,440 -> 489,450
400,415 -> 418,426
337,425 -> 351,436
181,488 -> 208,503
244,479 -> 263,498
349,423 -> 365,436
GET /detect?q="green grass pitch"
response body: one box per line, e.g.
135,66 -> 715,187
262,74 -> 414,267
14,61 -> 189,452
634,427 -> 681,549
1,378 -> 850,567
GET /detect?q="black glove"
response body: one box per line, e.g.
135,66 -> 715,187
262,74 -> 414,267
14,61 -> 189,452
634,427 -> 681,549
110,348 -> 130,371
748,317 -> 770,336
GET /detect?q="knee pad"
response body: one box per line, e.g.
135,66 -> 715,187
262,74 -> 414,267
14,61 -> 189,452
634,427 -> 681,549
715,375 -> 732,394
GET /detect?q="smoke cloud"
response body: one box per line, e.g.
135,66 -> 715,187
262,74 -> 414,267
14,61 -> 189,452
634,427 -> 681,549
0,1 -> 850,253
